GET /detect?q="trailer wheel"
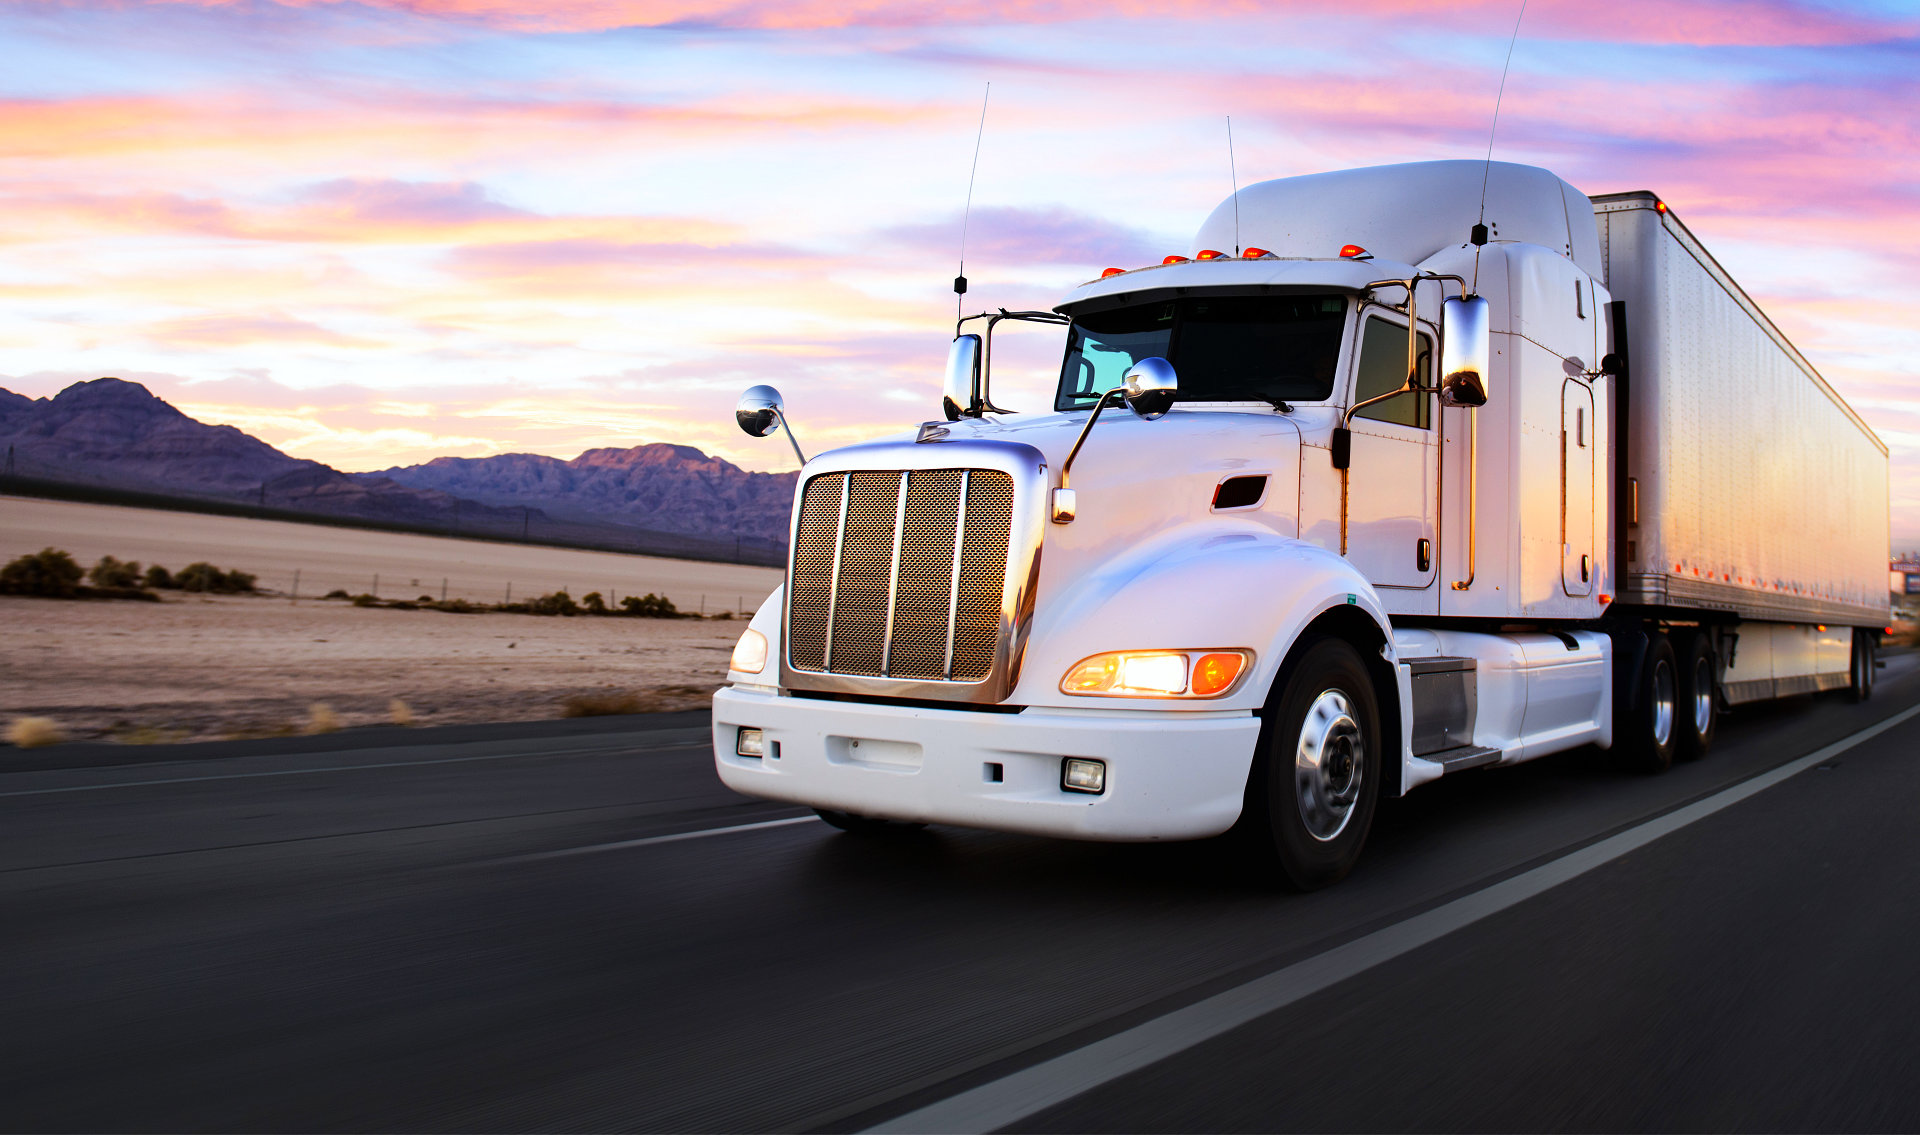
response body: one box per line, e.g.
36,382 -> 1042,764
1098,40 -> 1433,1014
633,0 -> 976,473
1618,634 -> 1679,774
1677,634 -> 1718,760
1847,631 -> 1876,703
1240,636 -> 1382,890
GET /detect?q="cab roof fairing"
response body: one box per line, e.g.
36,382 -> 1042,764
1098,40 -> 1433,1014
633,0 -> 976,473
1053,256 -> 1416,318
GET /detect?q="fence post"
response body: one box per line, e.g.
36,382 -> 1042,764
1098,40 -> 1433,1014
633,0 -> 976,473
442,577 -> 448,602
505,582 -> 512,604
372,573 -> 379,598
292,568 -> 301,602
700,594 -> 706,617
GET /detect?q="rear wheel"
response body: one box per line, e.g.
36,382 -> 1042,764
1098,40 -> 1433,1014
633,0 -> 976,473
1617,633 -> 1679,774
1677,633 -> 1718,760
1239,637 -> 1382,890
1847,631 -> 1876,703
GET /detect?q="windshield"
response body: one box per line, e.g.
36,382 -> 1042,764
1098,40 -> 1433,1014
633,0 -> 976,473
1056,294 -> 1348,411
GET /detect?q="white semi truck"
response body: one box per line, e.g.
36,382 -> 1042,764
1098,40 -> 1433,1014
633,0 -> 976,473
712,160 -> 1890,888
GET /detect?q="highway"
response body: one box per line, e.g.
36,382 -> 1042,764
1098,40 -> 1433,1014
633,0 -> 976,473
4,655 -> 1918,1132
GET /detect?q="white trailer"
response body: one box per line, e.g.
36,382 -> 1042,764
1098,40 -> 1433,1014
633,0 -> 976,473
713,160 -> 1890,888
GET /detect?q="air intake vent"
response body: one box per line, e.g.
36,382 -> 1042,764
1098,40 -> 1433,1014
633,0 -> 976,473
788,469 -> 1015,682
1212,475 -> 1268,510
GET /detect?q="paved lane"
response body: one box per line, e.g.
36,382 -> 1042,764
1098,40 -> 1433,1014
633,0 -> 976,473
3,658 -> 1915,1132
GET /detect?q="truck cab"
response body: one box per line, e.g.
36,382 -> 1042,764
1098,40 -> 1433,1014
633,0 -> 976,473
711,159 -> 1880,888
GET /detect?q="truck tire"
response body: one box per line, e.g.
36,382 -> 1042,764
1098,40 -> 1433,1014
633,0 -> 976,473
1240,636 -> 1382,890
1847,631 -> 1876,703
1677,633 -> 1718,760
1617,633 -> 1679,773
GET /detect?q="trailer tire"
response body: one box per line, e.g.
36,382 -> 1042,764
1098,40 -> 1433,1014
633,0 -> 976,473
1677,633 -> 1717,760
1617,634 -> 1679,774
1239,636 -> 1382,891
1847,631 -> 1876,703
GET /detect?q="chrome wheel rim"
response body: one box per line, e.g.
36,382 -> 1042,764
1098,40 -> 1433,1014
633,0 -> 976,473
1296,688 -> 1364,842
1692,656 -> 1713,737
1651,658 -> 1676,748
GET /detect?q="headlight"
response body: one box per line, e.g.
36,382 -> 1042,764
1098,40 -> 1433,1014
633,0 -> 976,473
1060,649 -> 1250,698
730,628 -> 768,674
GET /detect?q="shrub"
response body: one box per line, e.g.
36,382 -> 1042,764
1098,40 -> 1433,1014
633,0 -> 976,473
90,555 -> 144,589
323,588 -> 350,600
620,592 -> 679,618
430,598 -> 479,613
306,703 -> 340,734
417,594 -> 435,603
526,590 -> 579,616
351,594 -> 379,607
389,698 -> 414,727
144,564 -> 176,589
561,691 -> 644,717
0,548 -> 84,597
580,591 -> 608,614
7,716 -> 67,748
173,562 -> 254,593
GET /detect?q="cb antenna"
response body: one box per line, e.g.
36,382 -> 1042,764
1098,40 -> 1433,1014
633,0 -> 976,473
1472,0 -> 1528,293
956,82 -> 990,321
1226,115 -> 1241,256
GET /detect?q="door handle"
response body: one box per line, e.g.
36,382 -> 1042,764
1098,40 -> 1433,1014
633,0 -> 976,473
1417,538 -> 1432,573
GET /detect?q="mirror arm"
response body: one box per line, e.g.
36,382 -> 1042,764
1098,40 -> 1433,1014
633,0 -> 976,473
1058,386 -> 1126,493
775,412 -> 807,466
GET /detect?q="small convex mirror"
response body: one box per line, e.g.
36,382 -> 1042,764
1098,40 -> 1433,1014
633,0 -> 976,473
735,384 -> 785,437
943,334 -> 982,421
1438,295 -> 1491,408
1122,356 -> 1177,420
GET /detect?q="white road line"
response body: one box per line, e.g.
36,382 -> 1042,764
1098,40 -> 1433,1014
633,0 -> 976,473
500,815 -> 819,862
0,741 -> 708,798
866,700 -> 1920,1135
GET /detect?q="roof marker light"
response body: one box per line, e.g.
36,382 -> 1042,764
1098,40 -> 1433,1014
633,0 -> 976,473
1162,254 -> 1190,264
1195,249 -> 1227,260
1339,244 -> 1373,260
1655,199 -> 1669,214
1101,267 -> 1125,278
1241,247 -> 1274,259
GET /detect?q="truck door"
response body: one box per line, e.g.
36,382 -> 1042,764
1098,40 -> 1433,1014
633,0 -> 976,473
1563,379 -> 1595,596
1344,312 -> 1438,606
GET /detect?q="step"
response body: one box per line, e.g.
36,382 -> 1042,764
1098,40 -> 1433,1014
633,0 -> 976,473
1420,744 -> 1503,772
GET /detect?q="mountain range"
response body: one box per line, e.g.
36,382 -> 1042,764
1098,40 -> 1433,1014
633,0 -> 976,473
0,378 -> 795,564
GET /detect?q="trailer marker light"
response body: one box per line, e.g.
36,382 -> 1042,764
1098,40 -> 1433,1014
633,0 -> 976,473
1195,249 -> 1227,260
1339,244 -> 1372,260
1242,247 -> 1273,258
1162,254 -> 1190,264
1062,758 -> 1106,795
735,727 -> 765,758
1191,653 -> 1245,696
1655,199 -> 1669,214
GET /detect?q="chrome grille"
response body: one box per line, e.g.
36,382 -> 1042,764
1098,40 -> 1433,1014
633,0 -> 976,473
787,468 -> 1015,683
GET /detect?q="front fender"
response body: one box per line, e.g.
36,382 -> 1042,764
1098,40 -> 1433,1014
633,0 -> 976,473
1011,523 -> 1395,714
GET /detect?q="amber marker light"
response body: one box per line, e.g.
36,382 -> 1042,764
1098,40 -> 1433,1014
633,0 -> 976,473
1241,246 -> 1274,258
1339,244 -> 1373,260
1195,249 -> 1227,260
1101,267 -> 1126,277
1162,254 -> 1191,264
1061,649 -> 1252,699
730,628 -> 768,674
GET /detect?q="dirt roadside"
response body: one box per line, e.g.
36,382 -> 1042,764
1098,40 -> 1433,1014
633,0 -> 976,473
1,592 -> 749,744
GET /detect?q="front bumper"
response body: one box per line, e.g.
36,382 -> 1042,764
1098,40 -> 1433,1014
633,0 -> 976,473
712,685 -> 1262,842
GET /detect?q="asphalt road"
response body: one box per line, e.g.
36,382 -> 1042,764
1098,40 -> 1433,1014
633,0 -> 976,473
4,655 -> 1918,1133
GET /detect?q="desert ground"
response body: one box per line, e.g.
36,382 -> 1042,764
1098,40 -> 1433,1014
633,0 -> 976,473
2,495 -> 786,743
2,590 -> 755,742
1,494 -> 783,615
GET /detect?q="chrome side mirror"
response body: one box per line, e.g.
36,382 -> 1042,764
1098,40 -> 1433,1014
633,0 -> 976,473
942,334 -> 982,421
733,384 -> 807,465
1438,295 -> 1491,408
1122,356 -> 1177,420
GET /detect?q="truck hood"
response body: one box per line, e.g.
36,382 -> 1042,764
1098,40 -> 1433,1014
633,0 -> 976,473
867,406 -> 1307,624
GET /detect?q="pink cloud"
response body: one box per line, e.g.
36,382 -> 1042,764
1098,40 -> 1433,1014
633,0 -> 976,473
106,0 -> 1920,45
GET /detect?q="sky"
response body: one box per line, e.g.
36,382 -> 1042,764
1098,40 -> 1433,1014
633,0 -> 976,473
1,0 -> 1917,541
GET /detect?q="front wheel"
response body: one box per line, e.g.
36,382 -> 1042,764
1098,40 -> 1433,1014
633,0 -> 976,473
1239,636 -> 1383,891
